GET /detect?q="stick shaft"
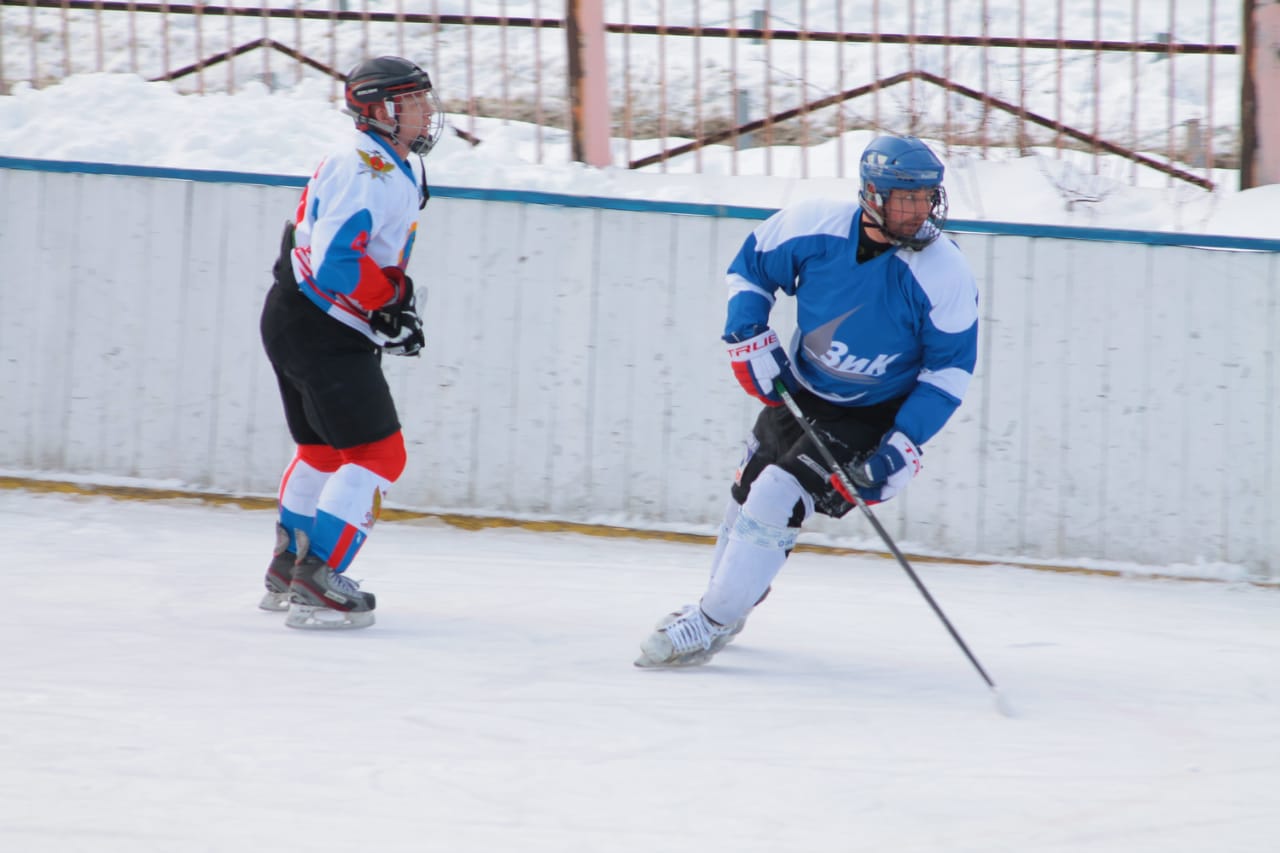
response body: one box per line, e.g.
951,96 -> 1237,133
774,382 -> 999,692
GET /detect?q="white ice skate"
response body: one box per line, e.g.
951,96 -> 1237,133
654,604 -> 747,645
634,605 -> 732,668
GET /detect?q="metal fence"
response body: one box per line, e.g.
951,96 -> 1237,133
0,0 -> 1240,188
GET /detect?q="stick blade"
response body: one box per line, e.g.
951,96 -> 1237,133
992,687 -> 1017,719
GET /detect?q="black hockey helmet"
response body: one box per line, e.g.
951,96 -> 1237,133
344,56 -> 444,155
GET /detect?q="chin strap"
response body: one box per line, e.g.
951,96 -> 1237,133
417,155 -> 430,210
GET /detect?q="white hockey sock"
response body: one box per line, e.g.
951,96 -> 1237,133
310,463 -> 393,571
277,457 -> 335,550
701,465 -> 812,626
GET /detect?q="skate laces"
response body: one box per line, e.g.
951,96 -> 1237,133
328,571 -> 363,594
663,609 -> 721,653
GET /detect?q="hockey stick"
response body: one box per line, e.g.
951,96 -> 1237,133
773,379 -> 1013,717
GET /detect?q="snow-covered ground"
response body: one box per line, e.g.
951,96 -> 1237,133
2,0 -> 1259,235
1,489 -> 1276,852
5,71 -> 1274,238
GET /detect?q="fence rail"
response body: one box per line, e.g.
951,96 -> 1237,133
0,0 -> 1240,188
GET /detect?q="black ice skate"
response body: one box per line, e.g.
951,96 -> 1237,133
285,533 -> 376,630
258,523 -> 297,612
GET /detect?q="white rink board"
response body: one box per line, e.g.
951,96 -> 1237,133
1,165 -> 1276,579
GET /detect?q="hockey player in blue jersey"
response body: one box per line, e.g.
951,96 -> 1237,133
636,135 -> 979,667
257,56 -> 444,629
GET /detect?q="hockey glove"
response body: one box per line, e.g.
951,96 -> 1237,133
371,302 -> 425,356
725,326 -> 797,406
837,429 -> 922,504
370,267 -> 425,357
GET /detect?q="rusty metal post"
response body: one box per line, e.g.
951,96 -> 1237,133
566,0 -> 611,167
1240,0 -> 1280,187
534,0 -> 547,163
1242,0 -> 1253,187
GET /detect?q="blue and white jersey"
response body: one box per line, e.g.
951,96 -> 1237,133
725,197 -> 978,446
289,128 -> 424,342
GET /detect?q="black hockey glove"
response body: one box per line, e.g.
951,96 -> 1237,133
371,267 -> 425,357
371,302 -> 425,356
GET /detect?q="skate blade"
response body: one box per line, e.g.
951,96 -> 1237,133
258,591 -> 291,612
285,604 -> 375,630
633,647 -> 715,668
633,654 -> 713,669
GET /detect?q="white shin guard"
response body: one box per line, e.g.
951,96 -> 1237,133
707,499 -> 742,586
701,466 -> 812,626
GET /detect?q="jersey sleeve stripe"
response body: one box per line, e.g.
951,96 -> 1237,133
727,272 -> 776,304
918,366 -> 972,402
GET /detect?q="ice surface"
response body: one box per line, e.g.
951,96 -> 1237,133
2,490 -> 1276,852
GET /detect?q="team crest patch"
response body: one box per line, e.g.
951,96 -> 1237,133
357,148 -> 397,179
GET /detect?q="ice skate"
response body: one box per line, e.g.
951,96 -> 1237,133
286,552 -> 376,630
258,524 -> 297,612
654,604 -> 747,646
635,605 -> 732,668
652,585 -> 769,649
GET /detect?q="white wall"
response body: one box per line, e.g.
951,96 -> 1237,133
2,166 -> 1276,579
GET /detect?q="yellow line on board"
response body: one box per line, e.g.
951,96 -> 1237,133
2,476 -> 1273,587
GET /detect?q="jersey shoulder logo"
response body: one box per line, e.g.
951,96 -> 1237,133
357,148 -> 397,179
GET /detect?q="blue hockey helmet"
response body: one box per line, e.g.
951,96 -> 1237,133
858,135 -> 948,250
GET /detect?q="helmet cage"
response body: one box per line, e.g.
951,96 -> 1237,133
858,136 -> 948,250
345,58 -> 446,156
860,184 -> 949,252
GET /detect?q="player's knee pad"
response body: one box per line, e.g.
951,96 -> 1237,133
732,465 -> 813,550
340,431 -> 407,482
295,443 -> 344,473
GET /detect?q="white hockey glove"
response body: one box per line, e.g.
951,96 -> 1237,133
725,326 -> 797,407
838,430 -> 922,504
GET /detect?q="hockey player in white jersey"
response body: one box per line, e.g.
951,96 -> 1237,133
636,135 -> 979,667
257,56 -> 444,629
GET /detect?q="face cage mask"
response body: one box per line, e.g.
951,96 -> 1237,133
365,88 -> 446,156
860,185 -> 949,251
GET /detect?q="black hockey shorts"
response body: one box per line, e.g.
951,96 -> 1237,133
260,280 -> 400,450
730,387 -> 905,519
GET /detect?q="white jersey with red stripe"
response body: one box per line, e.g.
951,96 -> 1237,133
289,128 -> 423,342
